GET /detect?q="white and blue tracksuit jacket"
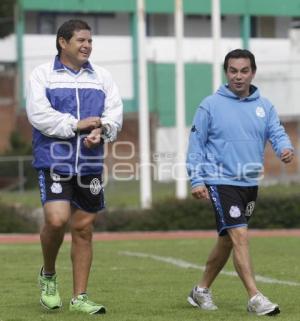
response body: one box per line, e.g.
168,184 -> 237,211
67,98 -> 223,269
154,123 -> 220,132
26,56 -> 123,175
186,84 -> 293,187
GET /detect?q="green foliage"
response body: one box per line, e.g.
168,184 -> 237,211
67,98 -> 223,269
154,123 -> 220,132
251,195 -> 300,228
94,199 -> 217,231
1,184 -> 300,233
0,0 -> 15,38
95,193 -> 300,231
0,201 -> 38,233
7,131 -> 32,155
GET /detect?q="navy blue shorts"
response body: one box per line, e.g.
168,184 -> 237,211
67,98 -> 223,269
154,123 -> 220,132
37,170 -> 105,213
207,184 -> 258,236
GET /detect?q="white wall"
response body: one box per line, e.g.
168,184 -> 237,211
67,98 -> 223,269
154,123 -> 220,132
0,35 -> 16,62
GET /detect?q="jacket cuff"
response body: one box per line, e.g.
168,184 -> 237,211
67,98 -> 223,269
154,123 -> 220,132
71,119 -> 79,133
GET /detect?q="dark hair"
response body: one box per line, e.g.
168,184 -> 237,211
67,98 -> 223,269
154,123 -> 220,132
56,19 -> 91,56
223,49 -> 257,72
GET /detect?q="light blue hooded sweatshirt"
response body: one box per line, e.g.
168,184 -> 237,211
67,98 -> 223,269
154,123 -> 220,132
186,84 -> 293,188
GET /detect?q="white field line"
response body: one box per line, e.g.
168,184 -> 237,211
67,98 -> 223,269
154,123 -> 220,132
120,251 -> 300,287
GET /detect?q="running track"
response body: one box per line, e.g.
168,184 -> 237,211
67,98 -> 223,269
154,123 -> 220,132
0,229 -> 299,244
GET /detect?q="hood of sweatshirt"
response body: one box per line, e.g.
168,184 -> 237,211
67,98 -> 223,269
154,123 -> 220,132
216,84 -> 260,101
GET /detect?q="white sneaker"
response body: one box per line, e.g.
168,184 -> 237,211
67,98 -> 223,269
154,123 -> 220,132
187,286 -> 218,310
247,292 -> 280,316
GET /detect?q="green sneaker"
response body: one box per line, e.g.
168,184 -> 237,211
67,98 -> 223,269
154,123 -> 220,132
69,294 -> 106,314
38,269 -> 62,310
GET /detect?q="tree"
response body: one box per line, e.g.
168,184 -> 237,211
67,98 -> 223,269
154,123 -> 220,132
0,0 -> 16,38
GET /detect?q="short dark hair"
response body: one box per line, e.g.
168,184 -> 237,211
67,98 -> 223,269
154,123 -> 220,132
223,49 -> 257,72
56,19 -> 91,56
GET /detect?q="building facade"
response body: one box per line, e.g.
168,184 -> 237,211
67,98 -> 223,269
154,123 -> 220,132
0,0 -> 299,181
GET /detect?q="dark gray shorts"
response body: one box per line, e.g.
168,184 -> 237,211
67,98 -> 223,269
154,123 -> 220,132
37,169 -> 105,213
207,184 -> 258,236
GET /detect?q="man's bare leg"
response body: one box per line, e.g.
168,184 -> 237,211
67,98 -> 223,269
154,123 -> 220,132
199,234 -> 232,288
227,227 -> 258,298
70,209 -> 97,297
40,201 -> 71,273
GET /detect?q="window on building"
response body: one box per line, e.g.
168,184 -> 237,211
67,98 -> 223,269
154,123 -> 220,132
55,14 -> 97,33
251,16 -> 276,38
186,14 -> 242,38
250,16 -> 257,37
146,14 -> 174,36
259,16 -> 275,37
39,13 -> 56,34
95,13 -> 129,35
291,17 -> 300,29
30,12 -> 130,36
185,14 -> 212,37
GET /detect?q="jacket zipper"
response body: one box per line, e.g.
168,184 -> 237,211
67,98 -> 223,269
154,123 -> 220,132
75,77 -> 80,174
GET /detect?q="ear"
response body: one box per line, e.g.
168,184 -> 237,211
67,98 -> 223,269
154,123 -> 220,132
58,36 -> 67,50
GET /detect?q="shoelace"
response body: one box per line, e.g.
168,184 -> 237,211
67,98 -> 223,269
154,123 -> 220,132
202,290 -> 214,304
256,294 -> 271,305
42,279 -> 57,296
250,293 -> 273,310
76,295 -> 98,306
195,289 -> 214,304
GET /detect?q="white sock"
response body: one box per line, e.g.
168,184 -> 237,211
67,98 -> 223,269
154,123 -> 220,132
196,286 -> 206,292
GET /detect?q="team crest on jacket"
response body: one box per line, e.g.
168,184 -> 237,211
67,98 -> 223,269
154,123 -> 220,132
90,178 -> 102,195
229,205 -> 241,218
256,106 -> 265,118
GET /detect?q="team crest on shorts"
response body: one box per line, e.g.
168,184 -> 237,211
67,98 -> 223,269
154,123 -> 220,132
246,201 -> 255,216
229,205 -> 241,218
90,178 -> 102,195
50,182 -> 62,194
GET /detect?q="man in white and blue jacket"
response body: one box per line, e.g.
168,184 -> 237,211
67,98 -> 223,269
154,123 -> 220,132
26,20 -> 123,315
186,49 -> 293,316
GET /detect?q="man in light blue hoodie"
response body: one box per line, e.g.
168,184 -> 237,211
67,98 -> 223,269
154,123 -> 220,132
186,49 -> 293,316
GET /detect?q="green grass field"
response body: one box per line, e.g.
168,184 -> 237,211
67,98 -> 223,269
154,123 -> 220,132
0,236 -> 299,321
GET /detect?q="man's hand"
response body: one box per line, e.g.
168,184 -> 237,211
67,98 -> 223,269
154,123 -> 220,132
191,186 -> 210,200
83,128 -> 102,149
77,117 -> 101,131
280,149 -> 294,164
